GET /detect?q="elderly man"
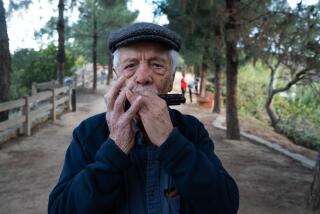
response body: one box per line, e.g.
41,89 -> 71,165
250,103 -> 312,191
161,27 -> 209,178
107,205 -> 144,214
48,22 -> 239,214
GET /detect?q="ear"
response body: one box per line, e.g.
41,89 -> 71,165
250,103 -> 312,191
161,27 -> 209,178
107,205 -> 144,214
113,68 -> 118,78
168,71 -> 176,92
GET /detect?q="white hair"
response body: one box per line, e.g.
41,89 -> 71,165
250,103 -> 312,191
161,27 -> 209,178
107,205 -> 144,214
112,49 -> 180,74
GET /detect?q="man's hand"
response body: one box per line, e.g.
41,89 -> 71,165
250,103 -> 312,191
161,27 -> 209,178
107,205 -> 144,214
127,90 -> 173,147
105,76 -> 142,154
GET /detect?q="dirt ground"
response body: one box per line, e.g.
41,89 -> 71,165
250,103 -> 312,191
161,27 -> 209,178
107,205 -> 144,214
0,81 -> 317,214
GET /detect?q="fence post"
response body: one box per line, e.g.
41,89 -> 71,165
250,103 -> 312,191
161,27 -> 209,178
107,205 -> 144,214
71,89 -> 76,112
51,89 -> 56,121
23,96 -> 31,136
67,86 -> 72,111
74,74 -> 78,88
82,69 -> 85,87
31,82 -> 37,96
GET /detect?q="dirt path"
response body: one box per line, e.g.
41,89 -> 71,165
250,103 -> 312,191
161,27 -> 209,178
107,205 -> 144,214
0,85 -> 109,214
0,82 -> 316,214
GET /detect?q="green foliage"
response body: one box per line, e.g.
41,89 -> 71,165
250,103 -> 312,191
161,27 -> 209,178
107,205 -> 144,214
206,82 -> 215,93
272,85 -> 320,150
10,44 -> 77,99
6,0 -> 32,15
34,16 -> 73,46
275,97 -> 320,150
70,0 -> 138,65
237,60 -> 320,150
277,118 -> 320,151
274,84 -> 320,125
237,61 -> 269,120
74,55 -> 86,67
158,0 -> 224,68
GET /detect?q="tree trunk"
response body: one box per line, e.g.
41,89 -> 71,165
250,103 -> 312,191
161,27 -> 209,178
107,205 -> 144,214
107,52 -> 113,85
307,152 -> 320,211
57,0 -> 65,86
265,67 -> 280,128
194,64 -> 200,78
213,23 -> 222,113
0,0 -> 11,122
225,0 -> 240,140
213,61 -> 221,113
92,6 -> 97,91
200,62 -> 207,97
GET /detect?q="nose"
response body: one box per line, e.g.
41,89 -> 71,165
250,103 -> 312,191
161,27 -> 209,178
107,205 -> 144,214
134,62 -> 152,85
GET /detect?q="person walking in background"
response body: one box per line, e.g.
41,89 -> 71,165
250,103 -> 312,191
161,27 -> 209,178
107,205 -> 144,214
100,70 -> 106,85
194,77 -> 199,94
180,73 -> 187,98
188,77 -> 195,103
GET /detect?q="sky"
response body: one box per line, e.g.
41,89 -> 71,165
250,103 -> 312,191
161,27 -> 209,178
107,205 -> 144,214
3,0 -> 319,53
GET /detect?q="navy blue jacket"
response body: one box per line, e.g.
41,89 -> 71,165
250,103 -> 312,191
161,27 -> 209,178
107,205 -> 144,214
48,109 -> 239,213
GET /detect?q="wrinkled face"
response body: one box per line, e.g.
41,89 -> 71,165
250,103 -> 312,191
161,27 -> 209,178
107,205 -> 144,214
116,42 -> 175,94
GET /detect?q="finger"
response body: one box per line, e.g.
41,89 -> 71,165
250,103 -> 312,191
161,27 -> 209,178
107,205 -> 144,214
113,87 -> 127,113
137,90 -> 159,100
105,76 -> 126,111
126,80 -> 135,91
137,91 -> 165,109
123,95 -> 143,122
126,88 -> 138,104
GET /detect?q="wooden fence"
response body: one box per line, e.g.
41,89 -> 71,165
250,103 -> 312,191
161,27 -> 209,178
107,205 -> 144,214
32,65 -> 94,93
0,86 -> 71,143
0,64 -> 95,144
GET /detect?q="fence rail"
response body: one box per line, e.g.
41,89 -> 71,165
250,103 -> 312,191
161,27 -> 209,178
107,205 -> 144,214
0,86 -> 72,144
0,65 -> 94,144
32,65 -> 94,93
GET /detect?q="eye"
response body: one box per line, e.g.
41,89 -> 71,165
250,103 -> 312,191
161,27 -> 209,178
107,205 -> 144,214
124,63 -> 136,69
151,62 -> 163,69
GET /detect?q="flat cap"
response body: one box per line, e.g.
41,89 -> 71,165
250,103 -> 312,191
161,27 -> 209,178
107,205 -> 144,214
108,22 -> 181,53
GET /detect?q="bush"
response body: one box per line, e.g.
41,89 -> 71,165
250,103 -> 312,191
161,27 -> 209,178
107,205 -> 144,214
237,61 -> 269,121
274,91 -> 320,151
277,117 -> 320,151
206,82 -> 215,93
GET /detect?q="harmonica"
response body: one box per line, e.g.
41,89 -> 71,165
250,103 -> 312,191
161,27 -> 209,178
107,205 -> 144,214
158,93 -> 186,106
125,93 -> 185,111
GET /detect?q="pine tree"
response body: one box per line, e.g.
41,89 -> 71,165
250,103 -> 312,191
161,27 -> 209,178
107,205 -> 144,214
0,0 -> 32,121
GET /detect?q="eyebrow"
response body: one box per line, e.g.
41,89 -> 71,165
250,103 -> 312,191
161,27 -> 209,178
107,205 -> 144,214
121,58 -> 137,65
121,56 -> 168,65
149,57 -> 168,64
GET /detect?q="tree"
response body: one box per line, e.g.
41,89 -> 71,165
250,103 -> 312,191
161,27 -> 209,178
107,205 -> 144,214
157,0 -> 217,98
56,0 -> 76,86
242,1 -> 320,129
158,0 -> 241,139
11,44 -> 76,99
224,0 -> 241,139
57,0 -> 65,85
224,0 -> 276,138
0,0 -> 11,122
165,1 -> 225,113
71,0 -> 137,90
212,22 -> 223,113
0,0 -> 32,121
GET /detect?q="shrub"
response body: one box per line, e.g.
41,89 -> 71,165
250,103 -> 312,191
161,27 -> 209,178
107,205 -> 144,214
277,117 -> 320,151
237,61 -> 269,121
274,91 -> 320,151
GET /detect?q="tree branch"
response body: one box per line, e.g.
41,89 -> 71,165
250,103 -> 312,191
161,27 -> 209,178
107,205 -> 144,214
273,67 -> 313,94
